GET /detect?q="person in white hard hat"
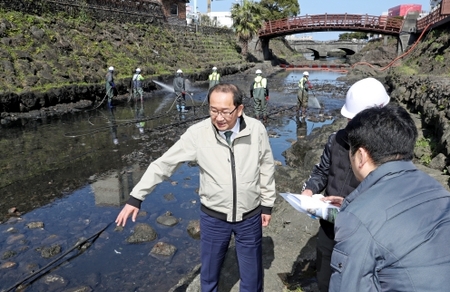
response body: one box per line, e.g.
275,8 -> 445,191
105,66 -> 115,108
208,66 -> 220,89
297,71 -> 312,117
250,69 -> 269,123
173,69 -> 188,113
300,77 -> 390,292
132,68 -> 144,102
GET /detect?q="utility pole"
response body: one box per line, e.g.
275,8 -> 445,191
207,0 -> 211,13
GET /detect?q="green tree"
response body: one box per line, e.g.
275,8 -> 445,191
200,14 -> 213,26
259,0 -> 300,21
231,0 -> 264,56
338,32 -> 368,40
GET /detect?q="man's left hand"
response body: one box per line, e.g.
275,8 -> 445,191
262,214 -> 271,226
322,196 -> 344,207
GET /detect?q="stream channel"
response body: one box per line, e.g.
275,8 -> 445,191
0,69 -> 346,291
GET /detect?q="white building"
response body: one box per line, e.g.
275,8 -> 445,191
285,34 -> 314,41
206,11 -> 233,28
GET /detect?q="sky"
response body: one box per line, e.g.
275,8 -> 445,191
189,0 -> 433,40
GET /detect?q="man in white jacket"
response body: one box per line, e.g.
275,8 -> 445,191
116,83 -> 276,292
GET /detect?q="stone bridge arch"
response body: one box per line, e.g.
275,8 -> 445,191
257,13 -> 420,61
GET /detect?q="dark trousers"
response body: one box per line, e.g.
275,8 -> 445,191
253,95 -> 267,118
200,211 -> 263,292
176,93 -> 186,107
316,226 -> 335,292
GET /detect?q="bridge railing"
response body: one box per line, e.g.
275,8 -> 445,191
259,14 -> 404,38
417,7 -> 448,31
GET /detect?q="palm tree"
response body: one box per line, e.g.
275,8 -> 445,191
231,0 -> 264,57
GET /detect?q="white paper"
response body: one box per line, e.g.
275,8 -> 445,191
280,193 -> 340,222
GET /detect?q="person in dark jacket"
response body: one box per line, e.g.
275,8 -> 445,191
173,69 -> 188,113
105,66 -> 115,108
301,77 -> 390,292
329,104 -> 450,291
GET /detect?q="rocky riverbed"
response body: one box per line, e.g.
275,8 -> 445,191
2,15 -> 450,289
2,63 -> 450,291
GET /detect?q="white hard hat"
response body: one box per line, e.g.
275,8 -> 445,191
341,77 -> 390,119
108,66 -> 114,71
212,67 -> 217,71
256,69 -> 262,74
303,71 -> 309,76
176,69 -> 183,74
136,68 -> 141,73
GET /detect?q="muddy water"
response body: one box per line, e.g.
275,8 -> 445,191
0,70 -> 346,291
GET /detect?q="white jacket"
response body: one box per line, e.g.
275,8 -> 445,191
129,114 -> 276,222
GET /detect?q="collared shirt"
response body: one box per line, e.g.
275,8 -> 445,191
219,117 -> 240,144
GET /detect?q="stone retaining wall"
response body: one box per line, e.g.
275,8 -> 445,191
0,6 -> 243,122
387,73 -> 450,167
0,0 -> 164,24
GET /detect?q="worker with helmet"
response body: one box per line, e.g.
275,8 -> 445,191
208,66 -> 220,89
297,71 -> 312,117
132,67 -> 145,102
250,69 -> 269,123
173,69 -> 188,113
300,77 -> 390,292
105,66 -> 115,108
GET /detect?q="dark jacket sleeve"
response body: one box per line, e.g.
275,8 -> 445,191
302,133 -> 335,194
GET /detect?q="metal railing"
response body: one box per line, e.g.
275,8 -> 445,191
259,14 -> 404,38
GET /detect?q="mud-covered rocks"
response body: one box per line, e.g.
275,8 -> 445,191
186,220 -> 200,240
36,244 -> 62,259
126,223 -> 157,243
150,241 -> 177,258
156,211 -> 179,227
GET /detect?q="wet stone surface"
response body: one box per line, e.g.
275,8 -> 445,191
126,223 -> 157,243
187,220 -> 201,240
37,244 -> 62,259
150,241 -> 177,257
156,211 -> 179,227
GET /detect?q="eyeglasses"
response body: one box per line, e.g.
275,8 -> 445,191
209,106 -> 238,117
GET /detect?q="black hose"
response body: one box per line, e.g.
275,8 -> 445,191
65,108 -> 210,138
3,222 -> 113,292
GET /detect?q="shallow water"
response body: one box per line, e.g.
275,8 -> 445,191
0,70 -> 346,291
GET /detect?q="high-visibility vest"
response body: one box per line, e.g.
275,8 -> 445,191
132,73 -> 144,88
209,72 -> 220,81
298,77 -> 308,90
253,76 -> 267,89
